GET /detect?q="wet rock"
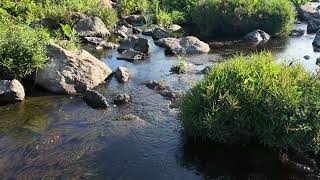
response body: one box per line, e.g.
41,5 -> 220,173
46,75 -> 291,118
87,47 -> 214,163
142,28 -> 154,36
124,15 -> 146,26
114,114 -> 142,121
243,29 -> 270,44
0,79 -> 25,105
132,27 -> 142,34
101,42 -> 119,49
115,25 -> 129,39
117,35 -> 149,54
155,36 -> 210,55
83,90 -> 109,109
74,16 -> 110,37
116,66 -> 130,83
170,62 -> 195,74
304,55 -> 311,60
118,19 -> 133,28
316,57 -> 320,65
117,49 -> 145,62
291,28 -> 305,37
144,80 -> 168,91
201,66 -> 212,75
152,28 -> 172,40
34,43 -> 112,94
114,93 -> 131,105
307,19 -> 320,33
84,37 -> 119,49
297,4 -> 320,22
159,90 -> 185,101
95,46 -> 104,51
312,30 -> 320,52
166,24 -> 182,33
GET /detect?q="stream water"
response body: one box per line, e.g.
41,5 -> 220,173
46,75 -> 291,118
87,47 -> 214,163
0,22 -> 319,179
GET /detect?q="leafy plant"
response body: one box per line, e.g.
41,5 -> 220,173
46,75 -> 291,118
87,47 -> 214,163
178,52 -> 320,153
290,0 -> 310,6
118,0 -> 149,16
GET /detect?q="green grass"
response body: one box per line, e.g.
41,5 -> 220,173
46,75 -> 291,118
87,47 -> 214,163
191,0 -> 296,37
178,52 -> 320,153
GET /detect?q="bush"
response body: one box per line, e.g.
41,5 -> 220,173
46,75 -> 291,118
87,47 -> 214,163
290,0 -> 309,6
118,0 -> 149,16
178,52 -> 320,153
191,0 -> 295,37
0,0 -> 37,23
0,23 -> 49,79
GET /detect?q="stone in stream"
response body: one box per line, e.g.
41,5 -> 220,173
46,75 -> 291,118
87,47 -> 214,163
317,57 -> 320,65
34,43 -> 112,94
312,30 -> 320,52
132,27 -> 142,34
166,24 -> 183,33
115,25 -> 129,39
201,66 -> 212,75
144,80 -> 168,91
159,90 -> 186,101
304,55 -> 311,60
291,28 -> 305,37
116,66 -> 130,83
114,94 -> 131,105
155,36 -> 210,55
142,28 -> 154,36
73,16 -> 110,37
170,62 -> 195,74
152,28 -> 172,40
307,19 -> 320,33
117,49 -> 145,62
297,3 -> 320,22
124,14 -> 146,26
83,90 -> 109,109
114,114 -> 143,121
0,79 -> 25,105
117,35 -> 149,54
243,29 -> 270,44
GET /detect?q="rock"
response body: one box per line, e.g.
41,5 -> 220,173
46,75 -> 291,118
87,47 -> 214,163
312,30 -> 320,52
159,90 -> 185,101
304,55 -> 311,60
83,90 -> 109,109
34,43 -> 112,94
124,15 -> 146,26
243,29 -> 270,44
117,49 -> 145,62
166,24 -> 182,32
30,18 -> 60,30
142,28 -> 154,36
170,62 -> 195,74
155,36 -> 210,55
114,93 -> 131,105
115,25 -> 129,39
0,79 -> 25,105
201,66 -> 212,75
83,37 -> 119,49
118,20 -> 133,28
132,27 -> 142,34
291,28 -> 305,37
152,28 -> 172,40
297,4 -> 320,22
317,57 -> 320,65
95,46 -> 104,51
101,42 -> 119,49
74,16 -> 110,37
114,114 -> 142,121
117,35 -> 149,54
307,19 -> 320,33
116,66 -> 130,83
144,80 -> 168,91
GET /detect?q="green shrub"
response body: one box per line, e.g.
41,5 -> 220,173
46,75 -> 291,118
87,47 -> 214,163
290,0 -> 310,6
0,0 -> 37,23
0,23 -> 49,79
178,52 -> 320,153
118,0 -> 149,16
191,0 -> 295,37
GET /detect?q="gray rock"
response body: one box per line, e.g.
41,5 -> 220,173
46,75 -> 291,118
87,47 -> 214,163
101,42 -> 119,49
84,37 -> 119,49
159,90 -> 185,100
117,49 -> 145,62
297,4 -> 320,22
116,66 -> 130,83
201,66 -> 212,75
307,19 -> 320,33
68,12 -> 88,24
152,28 -> 172,40
291,28 -> 305,37
0,79 -> 25,105
34,43 -> 112,94
243,29 -> 270,44
316,57 -> 320,65
118,20 -> 133,28
132,27 -> 142,34
155,36 -> 210,55
313,30 -> 320,52
30,18 -> 60,30
124,15 -> 146,26
83,90 -> 109,109
166,24 -> 182,33
118,35 -> 149,54
304,55 -> 311,60
114,93 -> 131,105
74,16 -> 110,37
144,80 -> 168,90
142,28 -> 154,36
170,62 -> 195,74
115,25 -> 129,39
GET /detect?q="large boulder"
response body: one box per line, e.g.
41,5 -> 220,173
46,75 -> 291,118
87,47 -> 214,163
313,30 -> 320,52
152,28 -> 172,40
83,90 -> 109,109
74,16 -> 110,37
0,79 -> 25,105
117,49 -> 145,62
243,29 -> 270,44
297,4 -> 320,22
307,19 -> 320,33
124,15 -> 146,26
155,36 -> 210,55
34,43 -> 112,94
117,35 -> 149,53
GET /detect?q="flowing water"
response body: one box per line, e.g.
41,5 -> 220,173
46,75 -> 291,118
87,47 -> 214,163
0,22 -> 319,179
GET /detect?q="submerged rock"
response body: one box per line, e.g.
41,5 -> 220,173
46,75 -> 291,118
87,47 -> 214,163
144,80 -> 168,91
114,93 -> 131,105
155,36 -> 210,55
118,35 -> 149,54
0,79 -> 25,105
114,114 -> 143,121
116,66 -> 130,83
152,28 -> 172,40
83,90 -> 109,109
291,28 -> 305,37
117,49 -> 145,62
170,62 -> 195,74
74,16 -> 110,37
243,29 -> 270,44
34,43 -> 112,94
124,15 -> 146,26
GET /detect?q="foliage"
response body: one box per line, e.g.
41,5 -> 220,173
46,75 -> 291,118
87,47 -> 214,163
191,0 -> 296,37
118,0 -> 149,16
0,0 -> 37,24
0,23 -> 49,79
290,0 -> 310,6
178,52 -> 320,153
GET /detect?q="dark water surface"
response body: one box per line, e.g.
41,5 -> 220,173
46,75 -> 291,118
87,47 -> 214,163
0,23 -> 319,179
